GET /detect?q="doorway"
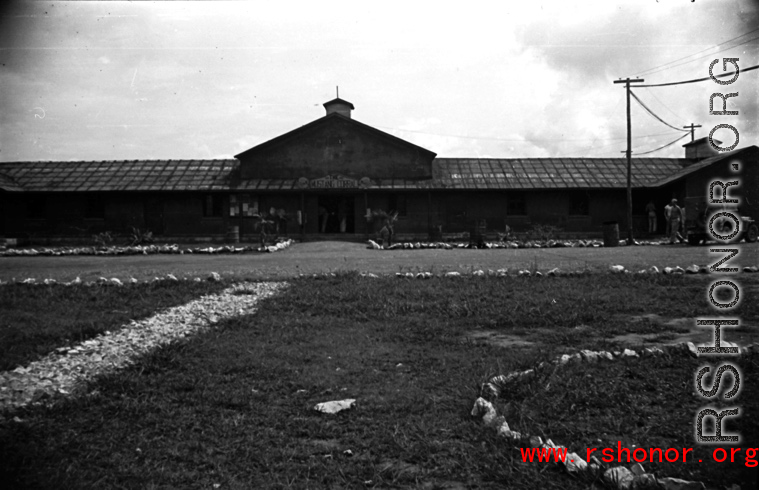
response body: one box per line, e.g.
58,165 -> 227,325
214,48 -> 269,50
317,195 -> 355,233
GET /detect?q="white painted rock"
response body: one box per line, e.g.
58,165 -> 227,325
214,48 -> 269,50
496,421 -> 512,438
564,453 -> 587,473
603,466 -> 635,489
208,272 -> 221,282
629,462 -> 645,475
598,351 -> 614,361
632,474 -> 658,487
166,274 -> 179,281
648,266 -> 660,274
609,265 -> 625,273
685,264 -> 699,274
471,397 -> 498,427
110,278 -> 123,286
658,477 -> 706,490
367,239 -> 381,250
580,350 -> 599,362
685,342 -> 698,357
314,399 -> 356,414
445,271 -> 461,277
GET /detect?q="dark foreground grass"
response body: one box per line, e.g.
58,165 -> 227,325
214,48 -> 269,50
1,274 -> 757,489
500,351 -> 759,488
0,281 -> 228,371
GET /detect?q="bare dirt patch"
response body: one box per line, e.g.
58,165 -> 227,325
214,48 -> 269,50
611,313 -> 758,347
466,330 -> 536,348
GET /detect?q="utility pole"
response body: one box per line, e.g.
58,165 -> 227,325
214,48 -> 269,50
614,77 -> 645,245
683,123 -> 701,142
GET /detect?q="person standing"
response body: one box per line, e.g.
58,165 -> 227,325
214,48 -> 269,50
667,199 -> 683,244
645,200 -> 657,234
664,200 -> 673,237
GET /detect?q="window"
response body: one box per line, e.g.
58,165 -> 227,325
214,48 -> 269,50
27,197 -> 46,220
569,192 -> 589,216
85,195 -> 105,219
203,194 -> 223,218
507,193 -> 526,216
388,194 -> 407,217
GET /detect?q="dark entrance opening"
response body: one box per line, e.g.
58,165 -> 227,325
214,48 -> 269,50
317,195 -> 355,233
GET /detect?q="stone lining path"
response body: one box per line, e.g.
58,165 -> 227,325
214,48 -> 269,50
0,281 -> 286,413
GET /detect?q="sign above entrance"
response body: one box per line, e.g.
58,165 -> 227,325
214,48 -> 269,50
297,175 -> 372,189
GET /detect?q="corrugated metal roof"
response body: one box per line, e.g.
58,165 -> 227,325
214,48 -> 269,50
432,157 -> 686,189
651,150 -> 736,187
0,155 -> 704,192
0,160 -> 239,192
0,172 -> 24,191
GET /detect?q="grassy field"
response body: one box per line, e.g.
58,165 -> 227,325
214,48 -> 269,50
1,274 -> 758,489
0,281 -> 228,371
1,241 -> 758,282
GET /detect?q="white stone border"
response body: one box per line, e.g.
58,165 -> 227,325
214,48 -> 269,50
368,238 -> 673,250
473,342 -> 757,490
0,281 -> 287,414
0,238 -> 295,258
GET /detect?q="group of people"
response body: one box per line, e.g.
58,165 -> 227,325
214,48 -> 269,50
646,199 -> 685,244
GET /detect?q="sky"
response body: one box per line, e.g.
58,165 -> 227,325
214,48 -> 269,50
0,0 -> 757,162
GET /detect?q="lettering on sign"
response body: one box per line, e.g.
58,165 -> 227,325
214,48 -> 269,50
297,175 -> 373,189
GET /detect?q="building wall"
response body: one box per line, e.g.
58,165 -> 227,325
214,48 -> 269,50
8,154 -> 753,243
239,116 -> 434,180
0,192 -> 236,244
682,146 -> 759,223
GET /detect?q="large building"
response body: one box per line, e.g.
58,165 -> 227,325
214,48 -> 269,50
1,98 -> 757,244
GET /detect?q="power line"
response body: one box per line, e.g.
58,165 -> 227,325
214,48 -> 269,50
638,29 -> 759,77
377,125 -> 676,143
642,87 -> 686,124
636,27 -> 759,76
643,35 -> 759,77
584,130 -> 690,155
638,63 -> 759,87
635,132 -> 691,156
629,91 -> 689,133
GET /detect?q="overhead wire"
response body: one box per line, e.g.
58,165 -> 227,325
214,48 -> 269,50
641,87 -> 686,125
636,27 -> 759,76
629,91 -> 689,133
634,132 -> 691,156
639,33 -> 759,77
584,130 -> 688,156
638,63 -> 759,87
376,125 -> 676,143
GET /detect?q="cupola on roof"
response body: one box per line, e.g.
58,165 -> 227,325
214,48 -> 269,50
323,97 -> 355,118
